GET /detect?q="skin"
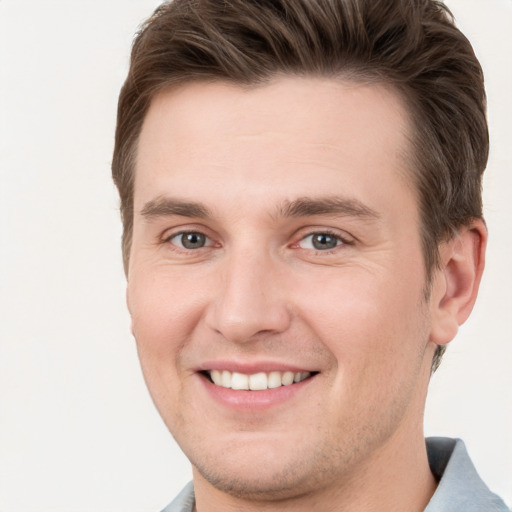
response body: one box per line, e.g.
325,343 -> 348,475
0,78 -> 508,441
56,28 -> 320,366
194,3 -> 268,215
127,78 -> 486,511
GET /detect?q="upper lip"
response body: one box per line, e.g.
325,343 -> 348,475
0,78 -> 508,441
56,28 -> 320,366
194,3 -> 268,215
197,360 -> 316,374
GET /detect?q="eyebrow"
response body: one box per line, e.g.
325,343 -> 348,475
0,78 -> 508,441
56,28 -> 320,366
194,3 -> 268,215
140,197 -> 211,219
139,195 -> 380,222
277,196 -> 380,220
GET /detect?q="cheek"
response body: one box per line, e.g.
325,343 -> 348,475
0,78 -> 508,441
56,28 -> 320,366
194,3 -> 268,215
293,266 -> 428,371
296,272 -> 430,433
127,270 -> 203,363
127,272 -> 204,424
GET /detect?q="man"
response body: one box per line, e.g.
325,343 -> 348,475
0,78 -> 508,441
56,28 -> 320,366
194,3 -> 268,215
112,0 -> 509,510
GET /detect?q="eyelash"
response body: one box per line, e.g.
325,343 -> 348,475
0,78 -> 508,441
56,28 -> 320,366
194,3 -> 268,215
161,228 -> 353,254
295,229 -> 353,254
163,230 -> 214,250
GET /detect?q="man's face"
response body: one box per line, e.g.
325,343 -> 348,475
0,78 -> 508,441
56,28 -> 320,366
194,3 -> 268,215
128,78 -> 438,498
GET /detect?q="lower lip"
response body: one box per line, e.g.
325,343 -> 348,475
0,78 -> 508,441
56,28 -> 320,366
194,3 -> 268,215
199,374 -> 315,411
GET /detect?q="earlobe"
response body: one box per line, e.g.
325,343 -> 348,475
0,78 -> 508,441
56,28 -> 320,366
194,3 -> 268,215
429,219 -> 487,346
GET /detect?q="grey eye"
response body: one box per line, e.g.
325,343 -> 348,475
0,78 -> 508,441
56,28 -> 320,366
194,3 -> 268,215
312,233 -> 339,250
171,232 -> 208,249
299,233 -> 341,250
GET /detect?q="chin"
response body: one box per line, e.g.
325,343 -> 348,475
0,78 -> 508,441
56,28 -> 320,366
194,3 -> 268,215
193,457 -> 323,501
186,433 -> 347,502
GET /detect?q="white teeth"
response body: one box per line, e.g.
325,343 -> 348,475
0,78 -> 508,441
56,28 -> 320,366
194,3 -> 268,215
268,371 -> 282,389
210,369 -> 222,385
281,371 -> 294,386
231,372 -> 249,390
221,370 -> 231,388
207,370 -> 312,390
249,372 -> 268,391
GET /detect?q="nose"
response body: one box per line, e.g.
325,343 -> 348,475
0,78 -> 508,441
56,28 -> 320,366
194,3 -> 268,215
205,249 -> 292,343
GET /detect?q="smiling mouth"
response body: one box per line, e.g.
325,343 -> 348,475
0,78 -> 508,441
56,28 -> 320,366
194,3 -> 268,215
202,370 -> 316,391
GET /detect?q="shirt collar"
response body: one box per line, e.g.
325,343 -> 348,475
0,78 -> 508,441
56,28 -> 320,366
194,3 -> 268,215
425,437 -> 508,512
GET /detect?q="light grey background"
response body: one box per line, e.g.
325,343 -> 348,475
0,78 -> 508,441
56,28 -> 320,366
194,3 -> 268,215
0,1 -> 510,511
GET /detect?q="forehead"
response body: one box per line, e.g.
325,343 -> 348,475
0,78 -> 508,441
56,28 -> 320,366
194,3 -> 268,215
134,77 -> 415,213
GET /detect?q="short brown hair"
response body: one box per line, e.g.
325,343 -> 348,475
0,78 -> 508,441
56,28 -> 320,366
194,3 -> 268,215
112,0 -> 488,370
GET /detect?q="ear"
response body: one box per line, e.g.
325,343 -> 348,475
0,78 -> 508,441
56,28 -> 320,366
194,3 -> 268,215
429,219 -> 487,346
126,286 -> 135,336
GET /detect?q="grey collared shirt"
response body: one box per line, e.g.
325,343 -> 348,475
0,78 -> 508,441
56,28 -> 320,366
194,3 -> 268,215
161,438 -> 509,511
425,437 -> 508,511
